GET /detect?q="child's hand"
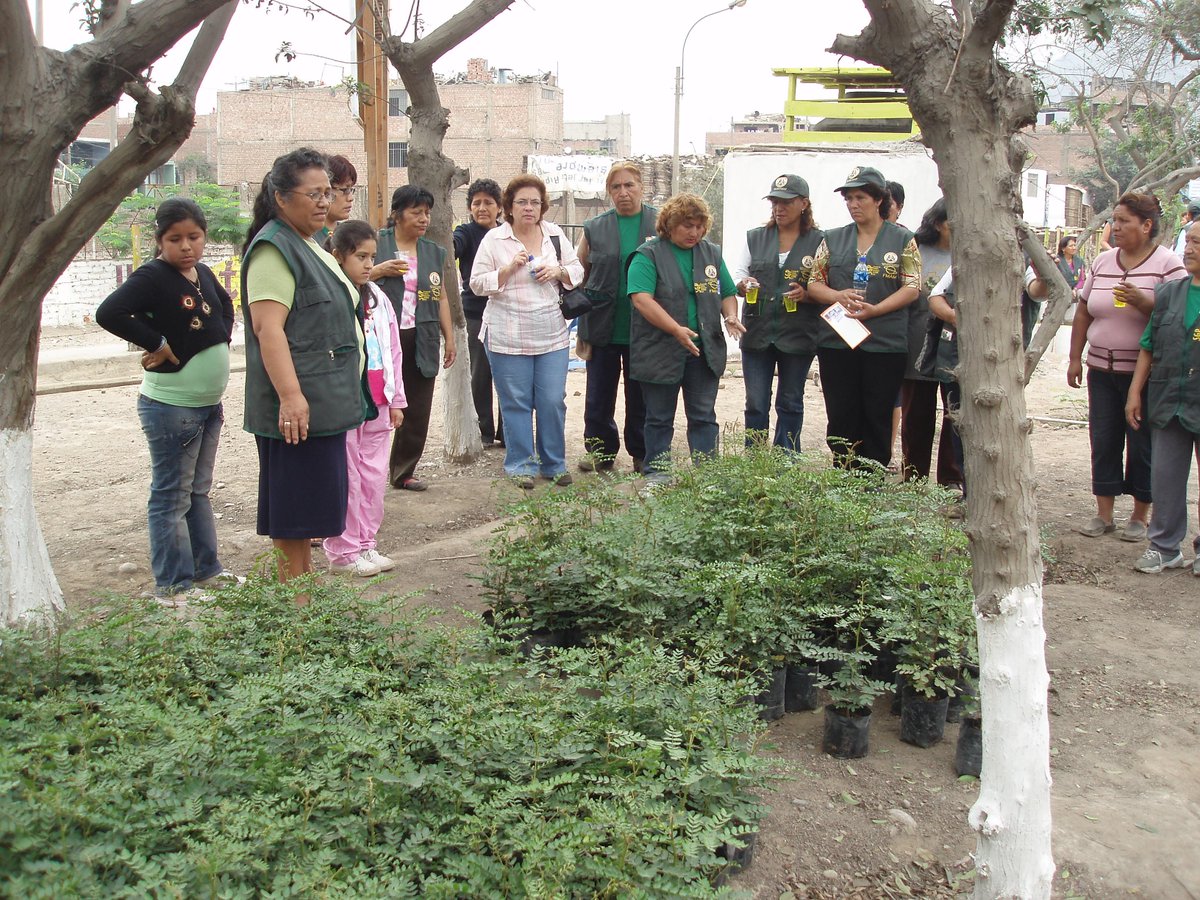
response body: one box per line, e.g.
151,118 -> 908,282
389,408 -> 405,429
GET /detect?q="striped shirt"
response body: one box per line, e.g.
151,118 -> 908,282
1081,245 -> 1186,372
470,221 -> 585,356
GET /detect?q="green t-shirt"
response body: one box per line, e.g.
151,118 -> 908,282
627,244 -> 735,337
609,213 -> 648,346
1140,282 -> 1200,350
140,342 -> 231,408
246,238 -> 366,366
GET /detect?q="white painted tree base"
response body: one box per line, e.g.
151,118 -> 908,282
1,428 -> 65,626
970,582 -> 1055,899
442,324 -> 484,464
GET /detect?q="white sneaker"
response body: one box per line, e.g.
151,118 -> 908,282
330,555 -> 382,577
197,570 -> 246,588
362,548 -> 395,572
146,587 -> 212,608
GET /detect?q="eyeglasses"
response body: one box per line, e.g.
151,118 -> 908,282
283,189 -> 336,203
334,186 -> 357,198
513,199 -> 542,208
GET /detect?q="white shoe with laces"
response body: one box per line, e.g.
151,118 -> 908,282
362,548 -> 395,572
330,555 -> 382,577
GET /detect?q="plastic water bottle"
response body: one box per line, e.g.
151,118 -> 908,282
853,255 -> 869,293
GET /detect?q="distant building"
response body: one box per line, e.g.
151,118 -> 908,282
216,59 -> 564,200
71,112 -> 217,185
705,112 -> 785,156
563,114 -> 631,157
772,67 -> 918,143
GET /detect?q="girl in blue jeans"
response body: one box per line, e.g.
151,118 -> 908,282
96,198 -> 238,603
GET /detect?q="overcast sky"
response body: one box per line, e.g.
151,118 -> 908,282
39,0 -> 869,155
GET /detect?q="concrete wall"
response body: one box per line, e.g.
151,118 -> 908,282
42,244 -> 242,329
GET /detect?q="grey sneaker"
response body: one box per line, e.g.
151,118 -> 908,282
1134,549 -> 1186,574
1193,556 -> 1200,577
197,570 -> 246,588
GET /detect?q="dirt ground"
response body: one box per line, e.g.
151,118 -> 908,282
32,326 -> 1200,899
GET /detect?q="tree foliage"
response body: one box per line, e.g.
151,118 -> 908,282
95,182 -> 248,257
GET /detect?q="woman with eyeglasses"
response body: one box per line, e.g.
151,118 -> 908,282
241,147 -> 371,596
317,154 -> 358,245
470,174 -> 584,488
373,185 -> 457,492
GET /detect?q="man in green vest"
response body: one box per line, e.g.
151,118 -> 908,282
575,161 -> 658,474
1127,222 -> 1200,575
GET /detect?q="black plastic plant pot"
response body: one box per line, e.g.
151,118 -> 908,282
822,705 -> 871,759
900,684 -> 949,748
945,676 -> 977,723
713,831 -> 758,886
870,645 -> 897,685
754,668 -> 787,721
784,664 -> 820,713
955,716 -> 983,777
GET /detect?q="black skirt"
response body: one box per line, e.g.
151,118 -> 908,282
255,433 -> 348,539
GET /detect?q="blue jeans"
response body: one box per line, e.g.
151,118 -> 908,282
742,346 -> 814,450
137,395 -> 224,592
486,346 -> 569,477
641,354 -> 720,479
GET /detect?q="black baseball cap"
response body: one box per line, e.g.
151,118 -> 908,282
765,174 -> 810,199
834,165 -> 887,193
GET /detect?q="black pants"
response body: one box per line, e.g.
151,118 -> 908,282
466,315 -> 502,444
582,342 -> 646,463
389,327 -> 436,487
900,377 -> 964,485
817,348 -> 907,468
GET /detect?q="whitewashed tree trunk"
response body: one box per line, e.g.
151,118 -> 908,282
0,0 -> 234,626
834,1 -> 1055,895
383,0 -> 514,465
0,430 -> 64,626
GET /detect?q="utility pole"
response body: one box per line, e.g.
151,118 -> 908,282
356,0 -> 390,229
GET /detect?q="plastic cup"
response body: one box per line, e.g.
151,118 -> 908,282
783,295 -> 798,313
393,251 -> 412,275
745,283 -> 759,305
1113,282 -> 1127,308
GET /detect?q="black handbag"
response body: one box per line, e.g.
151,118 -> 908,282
913,309 -> 941,379
549,235 -> 593,320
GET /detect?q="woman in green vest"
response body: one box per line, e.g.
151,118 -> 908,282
807,166 -> 922,469
729,173 -> 824,450
241,148 -> 369,593
1126,222 -> 1200,576
373,185 -> 457,491
629,193 -> 744,484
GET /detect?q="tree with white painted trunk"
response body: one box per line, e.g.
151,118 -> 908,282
377,0 -> 515,462
0,0 -> 236,626
832,0 -> 1118,895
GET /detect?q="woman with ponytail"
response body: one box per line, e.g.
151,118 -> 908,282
241,148 -> 370,596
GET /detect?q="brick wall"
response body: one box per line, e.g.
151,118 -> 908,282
216,80 -> 563,203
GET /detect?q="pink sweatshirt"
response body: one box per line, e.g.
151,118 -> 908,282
1081,245 -> 1185,372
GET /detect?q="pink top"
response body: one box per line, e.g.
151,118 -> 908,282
1081,245 -> 1185,372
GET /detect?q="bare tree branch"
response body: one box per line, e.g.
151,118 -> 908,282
1021,223 -> 1073,382
401,0 -> 513,66
172,1 -> 236,94
968,0 -> 1017,49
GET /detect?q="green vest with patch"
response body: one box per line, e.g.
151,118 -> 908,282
630,238 -> 726,384
375,230 -> 447,378
1146,277 -> 1200,432
741,224 -> 825,355
818,220 -> 913,354
578,205 -> 658,345
242,220 -> 369,439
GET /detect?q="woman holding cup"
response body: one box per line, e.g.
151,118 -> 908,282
374,185 -> 456,491
730,174 -> 824,450
1067,192 -> 1185,540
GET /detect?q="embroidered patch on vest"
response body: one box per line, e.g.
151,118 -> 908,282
704,264 -> 717,279
802,256 -> 814,268
429,272 -> 442,286
883,251 -> 899,264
